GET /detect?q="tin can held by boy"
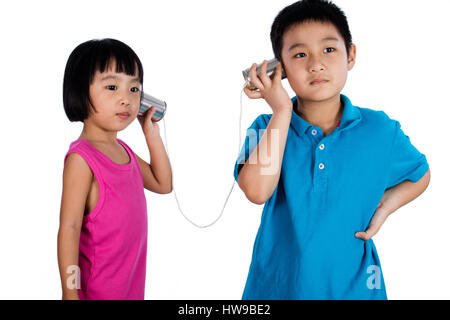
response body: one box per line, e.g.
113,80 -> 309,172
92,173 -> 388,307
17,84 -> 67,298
242,58 -> 287,90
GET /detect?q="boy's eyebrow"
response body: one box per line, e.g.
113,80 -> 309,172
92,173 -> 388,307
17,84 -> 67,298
100,75 -> 140,82
288,37 -> 339,51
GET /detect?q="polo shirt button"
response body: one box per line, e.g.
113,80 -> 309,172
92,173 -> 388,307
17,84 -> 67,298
319,163 -> 325,170
319,144 -> 325,150
312,129 -> 317,135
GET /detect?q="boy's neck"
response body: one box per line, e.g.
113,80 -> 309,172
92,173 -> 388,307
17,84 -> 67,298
295,93 -> 344,136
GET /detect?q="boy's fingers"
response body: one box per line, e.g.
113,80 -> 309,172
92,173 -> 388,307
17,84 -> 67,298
259,60 -> 271,88
355,224 -> 379,241
244,85 -> 262,99
273,62 -> 283,83
354,231 -> 371,241
249,63 -> 264,91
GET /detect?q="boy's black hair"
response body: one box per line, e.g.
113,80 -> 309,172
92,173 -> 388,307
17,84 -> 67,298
270,0 -> 353,63
63,38 -> 144,122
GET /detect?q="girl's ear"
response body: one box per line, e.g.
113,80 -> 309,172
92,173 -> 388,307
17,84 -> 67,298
347,44 -> 356,71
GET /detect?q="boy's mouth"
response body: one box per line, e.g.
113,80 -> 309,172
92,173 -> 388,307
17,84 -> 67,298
310,79 -> 329,85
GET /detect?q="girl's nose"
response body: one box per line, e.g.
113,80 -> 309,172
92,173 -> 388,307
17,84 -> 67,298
119,96 -> 130,106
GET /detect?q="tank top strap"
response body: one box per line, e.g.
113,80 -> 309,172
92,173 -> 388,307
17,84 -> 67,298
63,139 -> 106,220
64,140 -> 104,180
117,138 -> 139,167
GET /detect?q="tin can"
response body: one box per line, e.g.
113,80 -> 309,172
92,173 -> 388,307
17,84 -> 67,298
139,92 -> 167,122
242,58 -> 287,90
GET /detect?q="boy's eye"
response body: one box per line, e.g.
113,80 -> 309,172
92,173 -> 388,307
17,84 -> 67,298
324,47 -> 335,53
106,85 -> 117,90
130,87 -> 140,93
294,52 -> 307,58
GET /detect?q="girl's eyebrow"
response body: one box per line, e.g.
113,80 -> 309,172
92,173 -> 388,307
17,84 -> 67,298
100,75 -> 140,82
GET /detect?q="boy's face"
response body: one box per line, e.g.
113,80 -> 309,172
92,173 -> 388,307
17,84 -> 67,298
281,20 -> 356,102
87,60 -> 142,131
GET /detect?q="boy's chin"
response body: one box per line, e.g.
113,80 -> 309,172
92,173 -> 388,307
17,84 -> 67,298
296,90 -> 340,102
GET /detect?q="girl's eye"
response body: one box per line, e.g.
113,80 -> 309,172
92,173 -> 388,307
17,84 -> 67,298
294,53 -> 307,58
130,87 -> 140,93
324,47 -> 335,53
106,85 -> 117,90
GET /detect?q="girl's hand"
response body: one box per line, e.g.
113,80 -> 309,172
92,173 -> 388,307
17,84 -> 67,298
243,60 -> 293,114
138,106 -> 160,140
355,201 -> 391,241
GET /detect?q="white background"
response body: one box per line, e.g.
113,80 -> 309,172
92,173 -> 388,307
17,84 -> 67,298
0,0 -> 449,300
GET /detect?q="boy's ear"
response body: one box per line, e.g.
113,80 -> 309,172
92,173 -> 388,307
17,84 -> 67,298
347,44 -> 357,71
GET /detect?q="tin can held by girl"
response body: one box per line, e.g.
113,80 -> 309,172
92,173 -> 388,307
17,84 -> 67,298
139,92 -> 167,122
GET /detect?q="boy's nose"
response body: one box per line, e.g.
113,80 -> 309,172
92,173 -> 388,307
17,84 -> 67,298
309,57 -> 325,73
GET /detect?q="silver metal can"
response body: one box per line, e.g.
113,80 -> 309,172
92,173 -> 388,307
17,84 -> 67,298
242,58 -> 287,90
138,92 -> 167,122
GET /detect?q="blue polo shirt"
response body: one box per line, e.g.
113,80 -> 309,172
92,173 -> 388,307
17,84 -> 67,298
234,94 -> 429,300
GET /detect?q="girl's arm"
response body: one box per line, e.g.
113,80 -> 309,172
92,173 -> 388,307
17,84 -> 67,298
136,134 -> 172,194
57,153 -> 92,300
137,107 -> 172,194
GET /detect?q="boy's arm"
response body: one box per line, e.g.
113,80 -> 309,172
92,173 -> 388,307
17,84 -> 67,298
238,61 -> 293,205
238,110 -> 292,204
355,169 -> 431,240
57,153 -> 92,300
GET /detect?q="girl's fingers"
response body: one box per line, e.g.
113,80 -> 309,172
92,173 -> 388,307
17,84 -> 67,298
147,106 -> 156,120
141,106 -> 156,125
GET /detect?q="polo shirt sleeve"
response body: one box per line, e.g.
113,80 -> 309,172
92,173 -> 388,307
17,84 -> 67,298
386,120 -> 429,189
233,114 -> 270,183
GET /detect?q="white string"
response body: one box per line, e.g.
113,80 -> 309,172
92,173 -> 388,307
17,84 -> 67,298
160,84 -> 246,228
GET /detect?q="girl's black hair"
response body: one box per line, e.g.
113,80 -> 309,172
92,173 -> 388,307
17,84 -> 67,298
63,38 -> 144,122
270,0 -> 353,63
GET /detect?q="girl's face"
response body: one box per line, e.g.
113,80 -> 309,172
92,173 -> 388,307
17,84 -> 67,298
87,61 -> 141,132
281,20 -> 356,102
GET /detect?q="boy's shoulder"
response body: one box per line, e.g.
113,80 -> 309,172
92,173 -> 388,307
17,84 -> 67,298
357,105 -> 398,132
249,113 -> 273,129
250,104 -> 401,133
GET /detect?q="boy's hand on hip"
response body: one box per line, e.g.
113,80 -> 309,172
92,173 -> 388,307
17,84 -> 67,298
244,60 -> 293,114
355,201 -> 390,241
138,106 -> 160,140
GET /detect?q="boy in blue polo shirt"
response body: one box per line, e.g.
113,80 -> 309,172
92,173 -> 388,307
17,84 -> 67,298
234,0 -> 430,300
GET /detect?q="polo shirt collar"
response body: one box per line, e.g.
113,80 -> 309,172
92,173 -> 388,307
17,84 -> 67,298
290,94 -> 362,136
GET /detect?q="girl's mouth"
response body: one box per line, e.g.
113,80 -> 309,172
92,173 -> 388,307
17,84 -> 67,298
117,112 -> 130,120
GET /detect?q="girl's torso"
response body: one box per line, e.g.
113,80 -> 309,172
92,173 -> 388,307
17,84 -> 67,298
64,137 -> 148,300
83,138 -> 131,216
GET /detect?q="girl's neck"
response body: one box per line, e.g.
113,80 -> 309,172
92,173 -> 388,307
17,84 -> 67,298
79,121 -> 118,145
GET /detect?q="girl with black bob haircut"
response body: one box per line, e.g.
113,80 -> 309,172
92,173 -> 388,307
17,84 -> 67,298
63,38 -> 144,122
58,38 -> 172,300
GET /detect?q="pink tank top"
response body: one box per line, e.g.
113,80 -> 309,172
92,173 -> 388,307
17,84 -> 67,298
63,138 -> 147,300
